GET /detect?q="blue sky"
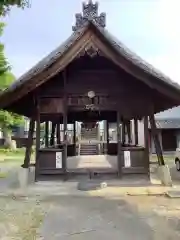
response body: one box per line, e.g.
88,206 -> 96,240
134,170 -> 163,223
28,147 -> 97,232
1,0 -> 180,117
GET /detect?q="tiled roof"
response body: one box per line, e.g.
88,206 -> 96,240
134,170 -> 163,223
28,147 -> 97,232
149,118 -> 180,129
0,20 -> 180,108
0,27 -> 86,96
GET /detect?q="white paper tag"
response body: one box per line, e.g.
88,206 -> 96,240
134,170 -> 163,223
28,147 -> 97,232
124,151 -> 131,168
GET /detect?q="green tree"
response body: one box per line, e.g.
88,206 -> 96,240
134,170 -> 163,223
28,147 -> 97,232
0,22 -> 9,74
0,0 -> 29,16
0,22 -> 24,148
0,72 -> 24,148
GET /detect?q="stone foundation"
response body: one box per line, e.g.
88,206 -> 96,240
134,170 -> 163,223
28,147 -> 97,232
17,166 -> 35,189
77,180 -> 107,191
157,165 -> 172,186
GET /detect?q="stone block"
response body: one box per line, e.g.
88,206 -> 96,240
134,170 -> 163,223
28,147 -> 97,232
166,190 -> 180,198
8,166 -> 35,190
157,165 -> 172,186
18,168 -> 29,189
77,180 -> 107,191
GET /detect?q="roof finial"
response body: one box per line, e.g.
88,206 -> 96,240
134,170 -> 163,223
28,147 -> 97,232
72,1 -> 106,31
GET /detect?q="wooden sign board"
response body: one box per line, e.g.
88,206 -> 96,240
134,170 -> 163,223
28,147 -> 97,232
56,152 -> 62,168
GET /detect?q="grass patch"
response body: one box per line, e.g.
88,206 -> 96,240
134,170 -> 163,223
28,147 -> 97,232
0,146 -> 35,156
0,156 -> 24,166
14,207 -> 45,239
0,198 -> 46,239
1,157 -> 23,162
0,147 -> 35,165
150,155 -> 174,161
0,171 -> 8,178
0,147 -> 26,155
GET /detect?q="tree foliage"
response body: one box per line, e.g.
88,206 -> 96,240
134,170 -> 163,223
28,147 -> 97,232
0,22 -> 9,74
0,0 -> 29,16
0,2 -> 27,148
0,70 -> 24,131
0,71 -> 24,132
0,21 -> 24,139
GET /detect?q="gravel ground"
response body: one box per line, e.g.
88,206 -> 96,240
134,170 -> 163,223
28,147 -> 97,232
0,195 -> 180,239
0,158 -> 180,239
39,195 -> 180,240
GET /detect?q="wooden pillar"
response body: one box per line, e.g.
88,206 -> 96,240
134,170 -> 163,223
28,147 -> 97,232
117,111 -> 122,177
104,120 -> 109,155
56,123 -> 61,145
122,121 -> 125,145
50,122 -> 56,146
103,120 -> 107,141
45,121 -> 49,147
35,100 -> 40,181
73,121 -> 76,144
22,118 -> 35,168
144,116 -> 150,173
134,119 -> 138,146
63,70 -> 67,176
63,103 -> 67,173
106,120 -> 109,154
127,120 -> 132,144
149,114 -> 165,165
103,120 -> 107,154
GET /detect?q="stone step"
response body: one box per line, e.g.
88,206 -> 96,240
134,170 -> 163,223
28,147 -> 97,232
80,144 -> 98,155
81,133 -> 97,136
80,152 -> 97,155
80,145 -> 97,148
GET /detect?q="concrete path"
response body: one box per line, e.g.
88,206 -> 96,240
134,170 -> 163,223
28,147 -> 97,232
39,195 -> 180,239
67,155 -> 117,169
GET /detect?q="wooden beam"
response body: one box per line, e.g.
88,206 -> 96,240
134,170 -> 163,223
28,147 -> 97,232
149,114 -> 165,165
22,118 -> 35,168
117,111 -> 122,177
134,119 -> 138,146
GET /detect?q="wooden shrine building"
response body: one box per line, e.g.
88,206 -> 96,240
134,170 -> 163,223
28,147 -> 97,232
1,1 -> 180,180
